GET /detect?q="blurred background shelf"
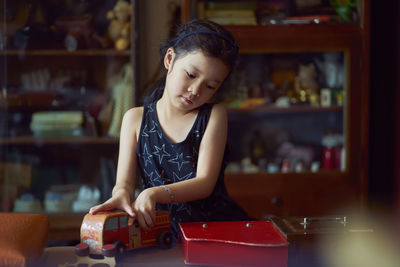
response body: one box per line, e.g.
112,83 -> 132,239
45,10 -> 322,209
0,136 -> 119,145
228,105 -> 343,114
1,49 -> 131,56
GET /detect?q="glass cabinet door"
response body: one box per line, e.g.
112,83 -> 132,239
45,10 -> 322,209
181,0 -> 369,218
222,52 -> 347,175
0,1 -> 137,242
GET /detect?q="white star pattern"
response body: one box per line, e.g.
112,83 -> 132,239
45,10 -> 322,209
152,170 -> 163,185
141,124 -> 149,137
149,120 -> 163,139
144,169 -> 153,180
168,153 -> 190,171
172,171 -> 193,182
143,169 -> 162,186
145,103 -> 154,117
153,144 -> 170,164
139,143 -> 152,167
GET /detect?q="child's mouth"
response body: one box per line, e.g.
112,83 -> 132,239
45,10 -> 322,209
182,96 -> 193,104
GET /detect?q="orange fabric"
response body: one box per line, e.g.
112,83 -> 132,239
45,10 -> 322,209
0,213 -> 49,267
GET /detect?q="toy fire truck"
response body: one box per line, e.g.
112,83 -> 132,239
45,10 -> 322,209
78,210 -> 172,256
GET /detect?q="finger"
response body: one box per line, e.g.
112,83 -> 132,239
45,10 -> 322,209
122,202 -> 135,218
136,213 -> 148,230
149,210 -> 156,227
90,204 -> 106,214
141,209 -> 154,228
89,205 -> 99,214
124,205 -> 136,226
90,201 -> 116,214
128,216 -> 135,226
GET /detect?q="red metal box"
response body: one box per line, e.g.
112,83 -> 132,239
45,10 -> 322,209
178,221 -> 288,267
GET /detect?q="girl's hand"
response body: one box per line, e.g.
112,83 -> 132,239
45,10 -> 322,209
132,188 -> 157,230
89,188 -> 136,225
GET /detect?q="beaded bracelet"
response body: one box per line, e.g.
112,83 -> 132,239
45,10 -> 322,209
161,185 -> 175,202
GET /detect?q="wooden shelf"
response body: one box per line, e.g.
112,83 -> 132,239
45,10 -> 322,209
225,171 -> 346,180
0,136 -> 119,145
222,24 -> 362,53
1,49 -> 131,57
228,105 -> 343,114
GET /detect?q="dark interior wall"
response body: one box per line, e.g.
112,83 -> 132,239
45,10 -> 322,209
396,2 -> 400,218
369,0 -> 400,213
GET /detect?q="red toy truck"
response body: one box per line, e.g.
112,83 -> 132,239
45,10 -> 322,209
79,210 -> 172,256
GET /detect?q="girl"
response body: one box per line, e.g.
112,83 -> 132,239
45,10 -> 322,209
90,19 -> 250,238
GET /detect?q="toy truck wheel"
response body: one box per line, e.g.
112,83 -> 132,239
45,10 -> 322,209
102,244 -> 117,257
75,243 -> 89,257
113,241 -> 126,255
157,231 -> 173,249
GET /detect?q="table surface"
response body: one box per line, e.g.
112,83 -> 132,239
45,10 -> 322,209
42,245 -> 190,267
120,245 -> 188,266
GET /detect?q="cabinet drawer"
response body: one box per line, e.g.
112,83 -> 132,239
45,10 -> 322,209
225,173 -> 359,219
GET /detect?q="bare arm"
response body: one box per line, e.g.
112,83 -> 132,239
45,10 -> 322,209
90,107 -> 142,218
161,104 -> 228,201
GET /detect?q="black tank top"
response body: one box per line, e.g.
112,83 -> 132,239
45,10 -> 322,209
136,102 -> 249,238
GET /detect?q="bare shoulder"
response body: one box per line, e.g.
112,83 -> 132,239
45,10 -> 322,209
204,104 -> 227,136
121,106 -> 144,136
124,106 -> 143,122
209,103 -> 228,122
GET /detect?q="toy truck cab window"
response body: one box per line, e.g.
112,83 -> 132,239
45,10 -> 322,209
105,217 -> 118,230
120,216 -> 127,228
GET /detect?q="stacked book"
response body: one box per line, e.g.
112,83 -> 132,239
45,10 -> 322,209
30,111 -> 84,137
200,1 -> 257,25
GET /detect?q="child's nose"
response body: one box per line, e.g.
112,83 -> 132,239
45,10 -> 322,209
189,84 -> 201,97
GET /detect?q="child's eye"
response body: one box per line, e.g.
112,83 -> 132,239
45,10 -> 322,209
207,85 -> 216,90
186,72 -> 195,79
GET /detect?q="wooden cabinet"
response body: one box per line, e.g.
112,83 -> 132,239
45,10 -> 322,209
0,0 -> 138,242
181,0 -> 370,219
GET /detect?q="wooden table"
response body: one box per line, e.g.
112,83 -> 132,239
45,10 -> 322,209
42,245 -> 188,266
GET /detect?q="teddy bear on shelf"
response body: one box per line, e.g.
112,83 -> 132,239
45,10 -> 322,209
106,0 -> 132,50
294,63 -> 319,106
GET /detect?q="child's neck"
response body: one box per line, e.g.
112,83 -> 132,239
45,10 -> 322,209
157,97 -> 197,119
156,98 -> 199,143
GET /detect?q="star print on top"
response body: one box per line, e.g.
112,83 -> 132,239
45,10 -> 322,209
136,102 -> 250,239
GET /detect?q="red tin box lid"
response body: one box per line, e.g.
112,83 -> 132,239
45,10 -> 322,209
179,221 -> 288,247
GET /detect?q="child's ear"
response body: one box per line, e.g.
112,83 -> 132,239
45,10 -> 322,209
164,47 -> 175,70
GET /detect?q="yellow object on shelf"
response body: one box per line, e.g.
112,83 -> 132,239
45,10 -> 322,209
31,111 -> 83,125
30,111 -> 84,137
239,98 -> 268,108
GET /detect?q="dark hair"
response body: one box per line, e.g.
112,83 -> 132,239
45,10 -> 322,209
144,19 -> 239,104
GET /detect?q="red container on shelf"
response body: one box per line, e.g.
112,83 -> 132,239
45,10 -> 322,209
322,146 -> 335,170
178,221 -> 288,267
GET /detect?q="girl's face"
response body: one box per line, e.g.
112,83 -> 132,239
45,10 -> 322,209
163,48 -> 229,110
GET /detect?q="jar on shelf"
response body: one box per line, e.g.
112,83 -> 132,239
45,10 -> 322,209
321,134 -> 344,170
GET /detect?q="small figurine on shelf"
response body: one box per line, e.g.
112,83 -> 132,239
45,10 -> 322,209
54,15 -> 107,51
294,63 -> 320,106
106,0 -> 132,50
